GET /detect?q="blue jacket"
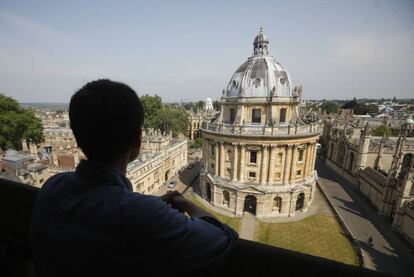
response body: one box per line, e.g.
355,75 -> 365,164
30,159 -> 238,276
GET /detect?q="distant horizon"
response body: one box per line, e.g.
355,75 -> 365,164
1,1 -> 413,102
18,97 -> 414,106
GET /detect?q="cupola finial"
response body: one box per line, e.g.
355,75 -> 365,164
253,27 -> 269,56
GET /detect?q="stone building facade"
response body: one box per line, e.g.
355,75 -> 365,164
22,128 -> 85,173
187,111 -> 204,140
322,119 -> 414,245
200,29 -> 319,218
187,100 -> 217,140
0,150 -> 49,187
20,127 -> 188,195
127,129 -> 188,194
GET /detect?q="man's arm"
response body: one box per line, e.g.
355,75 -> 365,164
123,192 -> 239,274
160,190 -> 214,218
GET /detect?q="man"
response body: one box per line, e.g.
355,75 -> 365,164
30,79 -> 238,276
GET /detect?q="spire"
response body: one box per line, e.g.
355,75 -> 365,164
374,132 -> 387,170
361,122 -> 370,137
253,27 -> 269,56
388,126 -> 408,181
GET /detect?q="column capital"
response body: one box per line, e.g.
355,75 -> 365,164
262,144 -> 269,149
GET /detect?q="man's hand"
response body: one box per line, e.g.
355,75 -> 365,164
160,190 -> 181,204
160,191 -> 193,213
160,192 -> 215,218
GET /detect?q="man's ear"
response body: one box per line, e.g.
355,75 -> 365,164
128,128 -> 142,162
136,128 -> 142,149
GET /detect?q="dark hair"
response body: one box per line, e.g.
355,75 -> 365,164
69,79 -> 144,163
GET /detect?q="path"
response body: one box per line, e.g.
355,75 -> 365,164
240,213 -> 255,241
316,158 -> 414,277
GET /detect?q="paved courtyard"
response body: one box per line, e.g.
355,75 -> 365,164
316,157 -> 414,277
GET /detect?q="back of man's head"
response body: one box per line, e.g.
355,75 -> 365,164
69,79 -> 144,163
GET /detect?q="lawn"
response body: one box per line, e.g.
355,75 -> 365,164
185,194 -> 242,232
254,215 -> 359,266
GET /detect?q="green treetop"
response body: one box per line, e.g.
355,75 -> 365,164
0,93 -> 44,150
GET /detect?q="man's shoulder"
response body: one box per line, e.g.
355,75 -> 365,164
39,171 -> 75,194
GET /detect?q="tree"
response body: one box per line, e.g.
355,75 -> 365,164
196,100 -> 205,111
140,94 -> 190,137
0,93 -> 44,150
372,124 -> 392,137
190,137 -> 203,149
155,107 -> 189,137
353,103 -> 378,115
213,100 -> 221,111
183,102 -> 195,111
141,94 -> 162,129
321,101 -> 339,114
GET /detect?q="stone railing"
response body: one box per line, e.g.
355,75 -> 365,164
202,122 -> 320,136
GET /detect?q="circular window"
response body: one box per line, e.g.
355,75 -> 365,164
232,80 -> 238,88
280,78 -> 286,85
254,78 -> 261,88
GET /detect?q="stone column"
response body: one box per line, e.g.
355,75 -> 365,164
310,142 -> 317,176
232,143 -> 238,182
203,140 -> 208,170
239,144 -> 246,182
260,145 -> 269,185
289,144 -> 297,183
283,144 -> 293,185
267,145 -> 276,185
214,143 -> 219,176
240,105 -> 245,125
219,142 -> 225,178
303,143 -> 311,178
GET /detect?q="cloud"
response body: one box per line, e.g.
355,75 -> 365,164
0,10 -> 109,101
331,32 -> 414,68
316,32 -> 414,99
0,10 -> 70,44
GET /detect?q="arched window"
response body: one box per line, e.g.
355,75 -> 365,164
273,197 -> 282,213
337,141 -> 346,166
229,108 -> 236,123
223,190 -> 230,208
296,193 -> 305,211
330,143 -> 334,158
402,154 -> 413,169
206,183 -> 212,201
252,109 -> 261,123
399,154 -> 413,179
226,150 -> 232,161
277,153 -> 283,164
348,152 -> 355,172
280,108 -> 286,123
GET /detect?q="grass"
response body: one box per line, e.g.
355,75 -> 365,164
185,194 -> 242,232
254,215 -> 359,266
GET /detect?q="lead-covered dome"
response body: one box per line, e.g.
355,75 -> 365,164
226,28 -> 293,98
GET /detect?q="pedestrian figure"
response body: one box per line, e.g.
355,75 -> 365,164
368,236 -> 373,247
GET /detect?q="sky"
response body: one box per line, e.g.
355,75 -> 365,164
0,0 -> 413,103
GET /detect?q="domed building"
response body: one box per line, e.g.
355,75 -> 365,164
200,28 -> 320,218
